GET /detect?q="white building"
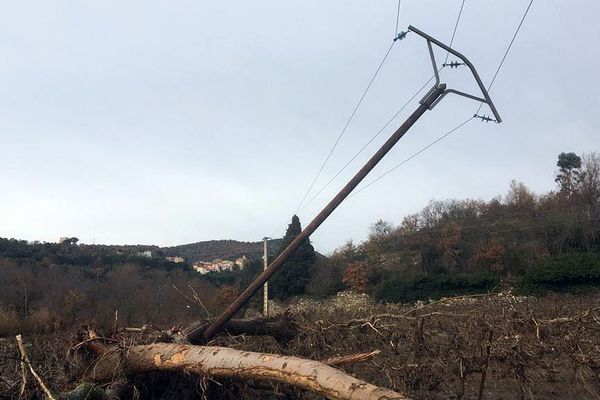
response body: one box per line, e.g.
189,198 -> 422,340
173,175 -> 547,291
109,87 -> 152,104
192,259 -> 236,274
166,256 -> 186,263
235,255 -> 249,270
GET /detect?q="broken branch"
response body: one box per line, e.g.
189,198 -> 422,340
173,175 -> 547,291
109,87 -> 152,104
15,334 -> 56,400
324,350 -> 381,366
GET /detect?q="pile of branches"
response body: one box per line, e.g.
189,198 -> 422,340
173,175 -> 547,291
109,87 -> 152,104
5,313 -> 408,400
3,292 -> 600,400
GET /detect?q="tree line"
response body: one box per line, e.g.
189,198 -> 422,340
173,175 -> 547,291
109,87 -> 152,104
327,152 -> 600,300
205,152 -> 600,303
0,240 -> 216,335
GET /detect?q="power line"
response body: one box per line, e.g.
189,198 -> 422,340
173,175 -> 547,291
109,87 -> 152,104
348,0 -> 536,218
349,116 -> 475,199
444,0 -> 467,64
488,0 -> 534,91
297,75 -> 436,213
297,0 -> 473,213
269,74 -> 427,237
294,41 -> 397,214
394,0 -> 403,36
276,0 -> 506,235
272,75 -> 434,239
207,14 -> 509,339
272,76 -> 436,237
477,0 -> 534,113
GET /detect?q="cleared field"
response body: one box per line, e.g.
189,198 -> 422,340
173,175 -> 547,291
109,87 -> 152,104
2,291 -> 599,399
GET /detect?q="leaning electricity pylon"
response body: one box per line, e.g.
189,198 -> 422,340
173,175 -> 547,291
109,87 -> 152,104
202,25 -> 502,341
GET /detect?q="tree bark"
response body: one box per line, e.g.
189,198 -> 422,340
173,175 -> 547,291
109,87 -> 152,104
85,343 -> 409,400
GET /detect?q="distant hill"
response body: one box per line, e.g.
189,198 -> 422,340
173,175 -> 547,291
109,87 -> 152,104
0,236 -> 322,267
160,239 -> 284,263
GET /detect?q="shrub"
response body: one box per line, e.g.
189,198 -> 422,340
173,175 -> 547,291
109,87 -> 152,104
26,307 -> 62,333
0,307 -> 21,336
306,262 -> 344,298
374,273 -> 499,303
342,262 -> 368,293
516,252 -> 600,295
216,285 -> 239,306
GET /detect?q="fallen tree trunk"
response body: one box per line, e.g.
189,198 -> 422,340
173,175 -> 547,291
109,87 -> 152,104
182,316 -> 297,344
85,343 -> 409,400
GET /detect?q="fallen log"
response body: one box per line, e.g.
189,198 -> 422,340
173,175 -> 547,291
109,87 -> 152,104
182,316 -> 297,344
85,343 -> 409,400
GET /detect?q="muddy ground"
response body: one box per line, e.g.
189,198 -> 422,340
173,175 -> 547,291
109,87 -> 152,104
1,291 -> 599,399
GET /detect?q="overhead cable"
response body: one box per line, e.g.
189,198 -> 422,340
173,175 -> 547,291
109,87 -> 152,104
444,0 -> 467,64
394,0 -> 403,36
294,41 -> 397,214
298,75 -> 436,213
349,116 -> 475,198
477,0 -> 534,114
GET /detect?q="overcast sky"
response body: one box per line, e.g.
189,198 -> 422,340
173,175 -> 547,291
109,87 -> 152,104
1,1 -> 598,253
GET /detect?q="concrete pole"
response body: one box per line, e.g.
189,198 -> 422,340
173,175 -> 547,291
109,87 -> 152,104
201,84 -> 447,342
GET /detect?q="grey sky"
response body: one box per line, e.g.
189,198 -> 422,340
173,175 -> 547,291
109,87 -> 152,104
1,1 -> 598,253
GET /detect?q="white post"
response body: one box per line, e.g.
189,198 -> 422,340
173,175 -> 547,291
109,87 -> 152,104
263,237 -> 269,317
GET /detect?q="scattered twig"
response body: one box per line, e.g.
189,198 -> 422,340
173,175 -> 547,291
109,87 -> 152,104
18,346 -> 26,398
412,311 -> 469,319
15,335 -> 56,400
173,284 -> 214,319
70,336 -> 121,352
112,310 -> 118,334
324,350 -> 381,367
477,327 -> 494,400
0,375 -> 17,393
123,327 -> 143,332
540,306 -> 600,324
401,293 -> 496,318
326,311 -> 471,330
456,357 -> 465,399
123,324 -> 153,333
188,284 -> 214,318
531,317 -> 541,340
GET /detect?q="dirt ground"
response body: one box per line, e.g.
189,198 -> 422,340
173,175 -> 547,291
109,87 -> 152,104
1,291 -> 599,399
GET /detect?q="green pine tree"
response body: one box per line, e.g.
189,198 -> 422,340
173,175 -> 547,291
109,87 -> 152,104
555,152 -> 582,195
270,215 -> 316,299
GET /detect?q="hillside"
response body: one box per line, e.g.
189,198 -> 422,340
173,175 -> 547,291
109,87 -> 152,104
160,238 -> 284,263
